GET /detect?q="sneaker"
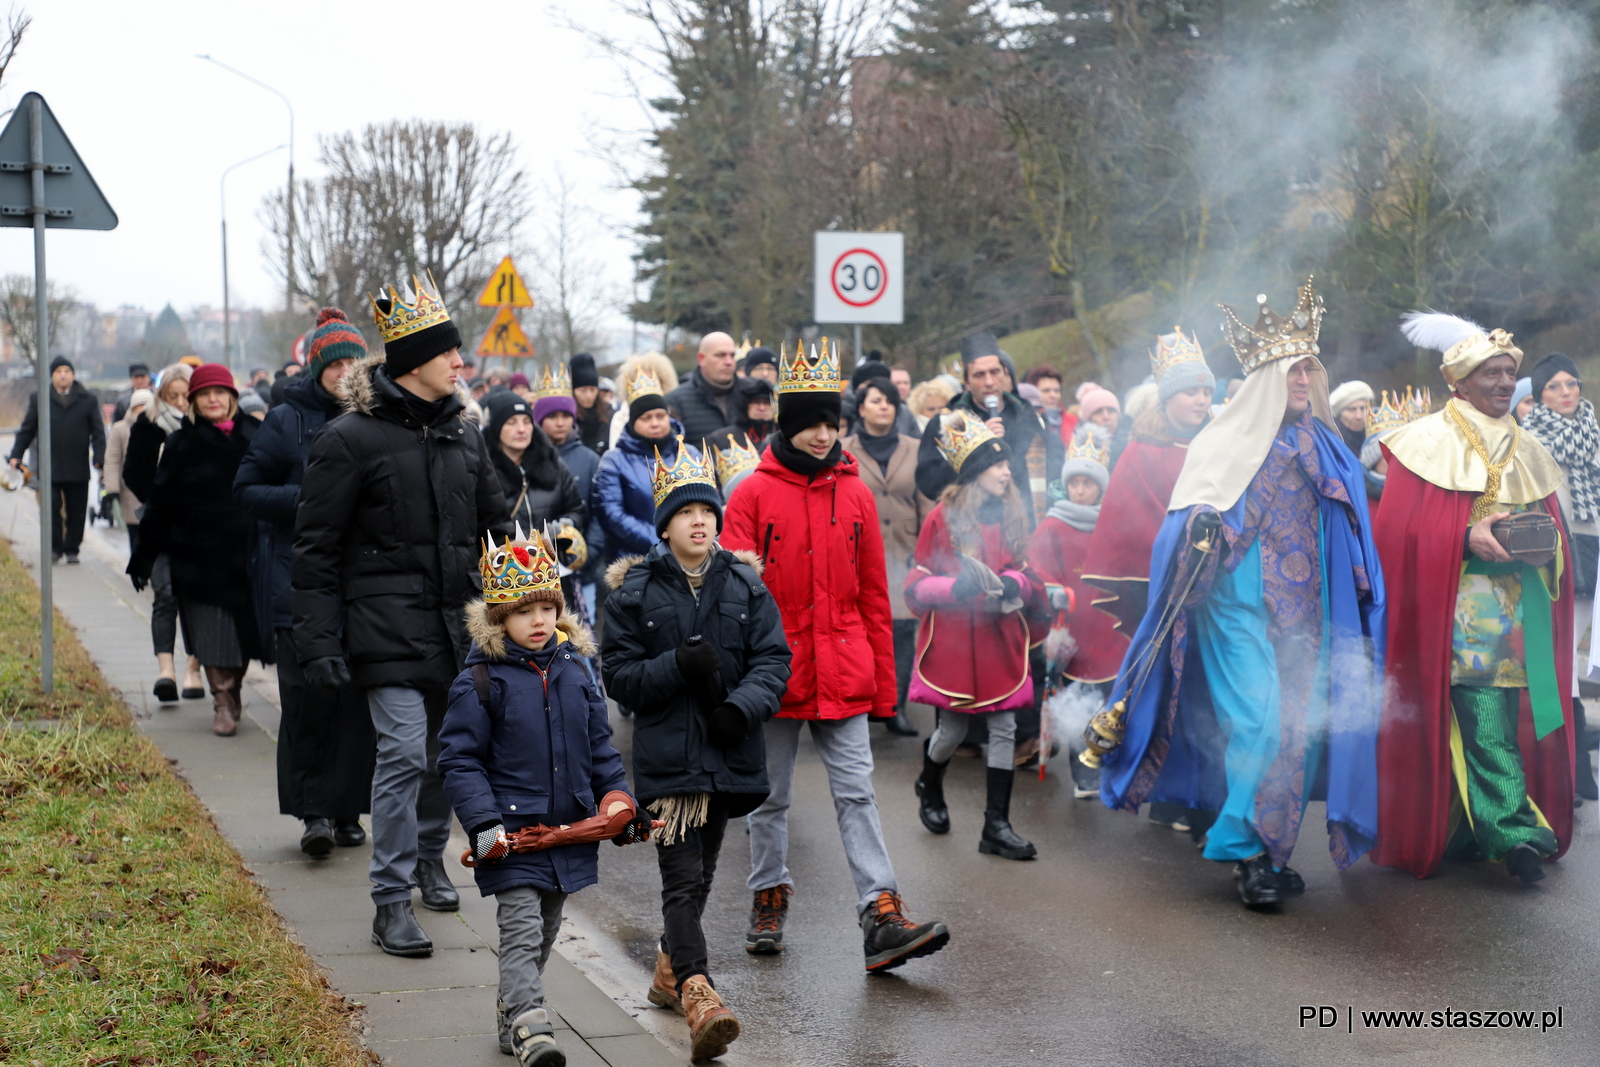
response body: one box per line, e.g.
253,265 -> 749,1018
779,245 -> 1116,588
681,976 -> 739,1061
860,890 -> 949,972
51,553 -> 64,565
1069,756 -> 1100,800
508,1009 -> 565,1066
647,947 -> 682,1014
745,883 -> 791,954
497,997 -> 511,1055
65,553 -> 80,565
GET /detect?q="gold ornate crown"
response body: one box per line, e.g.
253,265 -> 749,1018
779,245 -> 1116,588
535,363 -> 572,401
1150,326 -> 1206,382
1219,276 -> 1324,375
1407,386 -> 1433,419
1065,433 -> 1110,469
652,436 -> 717,506
369,272 -> 452,345
935,411 -> 999,474
711,434 -> 760,485
627,367 -> 664,406
1366,386 -> 1433,437
480,524 -> 561,605
778,337 -> 841,394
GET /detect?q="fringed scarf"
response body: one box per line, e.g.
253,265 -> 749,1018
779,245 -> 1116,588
647,794 -> 710,846
1523,399 -> 1600,522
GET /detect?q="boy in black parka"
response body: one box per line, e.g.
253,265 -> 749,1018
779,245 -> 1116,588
440,530 -> 648,1067
601,439 -> 792,1062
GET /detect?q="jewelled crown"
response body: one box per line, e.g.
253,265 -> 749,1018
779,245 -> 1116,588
711,434 -> 760,485
626,367 -> 664,406
369,272 -> 452,345
778,337 -> 841,394
1219,277 -> 1324,375
535,363 -> 572,401
1366,386 -> 1432,436
480,524 -> 561,606
652,436 -> 718,506
1065,433 -> 1111,470
1150,326 -> 1206,381
936,411 -> 999,474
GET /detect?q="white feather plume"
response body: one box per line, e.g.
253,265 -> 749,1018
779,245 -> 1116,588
1399,310 -> 1485,354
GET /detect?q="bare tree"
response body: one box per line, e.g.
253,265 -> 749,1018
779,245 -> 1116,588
525,170 -> 615,360
0,5 -> 30,117
0,272 -> 75,364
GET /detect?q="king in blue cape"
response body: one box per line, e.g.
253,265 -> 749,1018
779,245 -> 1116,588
1097,279 -> 1386,908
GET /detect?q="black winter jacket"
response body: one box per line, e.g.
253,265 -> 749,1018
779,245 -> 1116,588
916,389 -> 1046,526
234,373 -> 344,635
665,369 -> 736,447
291,355 -> 511,690
600,543 -> 792,813
489,436 -> 586,534
122,410 -> 173,504
8,381 -> 106,482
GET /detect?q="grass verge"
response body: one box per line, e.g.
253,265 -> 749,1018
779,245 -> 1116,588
0,537 -> 371,1065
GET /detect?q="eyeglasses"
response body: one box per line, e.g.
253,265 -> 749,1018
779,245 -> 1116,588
1548,379 -> 1583,393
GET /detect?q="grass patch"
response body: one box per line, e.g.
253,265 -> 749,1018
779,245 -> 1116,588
0,538 -> 371,1065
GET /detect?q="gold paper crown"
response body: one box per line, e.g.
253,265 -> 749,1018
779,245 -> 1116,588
535,363 -> 572,401
778,337 -> 842,394
711,433 -> 760,485
652,436 -> 717,506
935,411 -> 999,474
1150,326 -> 1206,382
627,368 -> 664,406
1065,433 -> 1111,470
479,524 -> 561,606
369,272 -> 452,345
1219,276 -> 1324,375
1365,386 -> 1434,437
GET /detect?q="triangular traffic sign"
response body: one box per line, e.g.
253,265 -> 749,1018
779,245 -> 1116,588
476,307 -> 535,357
476,256 -> 534,308
0,92 -> 117,230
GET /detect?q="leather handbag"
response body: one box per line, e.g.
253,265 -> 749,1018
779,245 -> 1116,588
1492,511 -> 1558,566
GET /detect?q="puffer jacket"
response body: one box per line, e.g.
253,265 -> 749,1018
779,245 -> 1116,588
665,368 -> 735,446
601,544 -> 791,810
590,419 -> 699,560
439,611 -> 629,896
490,442 -> 586,534
291,355 -> 510,690
722,446 -> 896,720
557,436 -> 605,579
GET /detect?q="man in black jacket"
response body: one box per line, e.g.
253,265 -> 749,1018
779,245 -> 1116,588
666,331 -> 739,445
9,356 -> 106,564
291,279 -> 509,956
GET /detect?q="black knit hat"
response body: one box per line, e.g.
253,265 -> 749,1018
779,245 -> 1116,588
49,355 -> 74,374
654,481 -> 724,536
485,391 -> 534,446
744,346 -> 778,374
375,297 -> 462,378
956,436 -> 1011,484
734,375 -> 775,415
1531,352 -> 1580,404
570,352 -> 599,389
777,388 -> 842,439
851,359 -> 892,390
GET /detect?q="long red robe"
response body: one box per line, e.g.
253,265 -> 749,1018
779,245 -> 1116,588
1028,516 -> 1125,682
1372,453 -> 1575,878
1080,437 -> 1188,636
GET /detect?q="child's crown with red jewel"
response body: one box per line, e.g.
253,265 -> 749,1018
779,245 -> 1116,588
480,523 -> 561,605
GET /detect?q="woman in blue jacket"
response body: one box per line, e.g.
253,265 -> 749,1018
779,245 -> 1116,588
591,368 -> 702,563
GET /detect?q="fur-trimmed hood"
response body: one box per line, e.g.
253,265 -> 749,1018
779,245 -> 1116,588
604,547 -> 764,590
340,353 -> 473,419
463,599 -> 598,660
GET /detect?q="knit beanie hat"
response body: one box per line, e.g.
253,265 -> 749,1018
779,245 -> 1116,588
652,442 -> 724,535
374,280 -> 462,378
533,394 -> 578,425
851,359 -> 892,391
238,390 -> 267,415
655,481 -> 724,536
959,331 -> 1002,366
49,355 -> 73,374
1078,386 -> 1120,422
777,388 -> 842,440
1531,353 -> 1580,405
570,352 -> 600,389
1327,380 -> 1374,418
485,391 -> 534,447
1156,356 -> 1217,405
306,308 -> 368,380
1510,377 -> 1532,416
1060,448 -> 1110,495
744,346 -> 778,375
957,435 -> 1011,484
509,372 -> 531,390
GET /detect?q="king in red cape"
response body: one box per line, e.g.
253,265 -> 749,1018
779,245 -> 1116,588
1374,314 -> 1575,883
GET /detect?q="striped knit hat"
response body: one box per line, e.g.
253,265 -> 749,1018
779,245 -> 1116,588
306,308 -> 368,380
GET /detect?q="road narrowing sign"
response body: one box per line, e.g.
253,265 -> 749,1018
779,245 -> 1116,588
813,231 -> 903,325
476,256 -> 534,308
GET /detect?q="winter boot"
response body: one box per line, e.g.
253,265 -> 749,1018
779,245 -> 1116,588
497,996 -> 512,1055
1234,854 -> 1282,908
648,946 -> 683,1014
1276,865 -> 1306,896
414,856 -> 460,912
681,976 -> 739,1061
1505,842 -> 1547,884
861,890 -> 950,972
883,706 -> 919,736
333,819 -> 366,847
371,900 -> 433,957
745,883 -> 791,954
914,739 -> 951,835
204,666 -> 243,736
1575,699 -> 1599,801
978,766 -> 1036,860
300,817 -> 335,858
508,1008 -> 565,1066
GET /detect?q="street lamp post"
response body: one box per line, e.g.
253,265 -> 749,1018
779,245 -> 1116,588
221,145 -> 287,373
197,55 -> 296,317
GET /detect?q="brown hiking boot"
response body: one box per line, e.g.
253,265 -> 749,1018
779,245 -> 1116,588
647,947 -> 682,1014
745,883 -> 791,954
861,890 -> 950,972
681,975 -> 739,1061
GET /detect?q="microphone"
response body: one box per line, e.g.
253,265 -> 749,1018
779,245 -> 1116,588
984,394 -> 1001,419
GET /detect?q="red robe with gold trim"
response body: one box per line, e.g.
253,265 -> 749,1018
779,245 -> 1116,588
1028,515 -> 1124,683
1080,438 -> 1188,637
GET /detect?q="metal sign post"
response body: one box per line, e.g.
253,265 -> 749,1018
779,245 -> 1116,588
0,92 -> 119,692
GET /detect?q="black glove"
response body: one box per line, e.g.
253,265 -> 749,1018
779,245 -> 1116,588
1191,510 -> 1222,548
613,809 -> 653,846
951,570 -> 981,602
675,638 -> 722,681
999,575 -> 1021,602
470,822 -> 509,863
707,702 -> 748,748
303,655 -> 352,689
130,574 -> 148,593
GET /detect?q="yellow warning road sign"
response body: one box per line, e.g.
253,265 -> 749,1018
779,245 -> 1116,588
476,307 -> 535,357
476,256 -> 535,308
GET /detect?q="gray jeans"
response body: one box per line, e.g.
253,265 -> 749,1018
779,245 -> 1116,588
497,885 -> 566,1027
747,714 -> 898,916
928,709 -> 1017,770
366,686 -> 453,905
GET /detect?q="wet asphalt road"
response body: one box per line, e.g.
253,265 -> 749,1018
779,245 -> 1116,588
570,702 -> 1600,1067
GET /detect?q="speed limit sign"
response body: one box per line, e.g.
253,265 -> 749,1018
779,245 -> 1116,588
814,231 -> 903,325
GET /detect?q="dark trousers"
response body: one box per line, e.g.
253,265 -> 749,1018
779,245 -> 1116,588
50,480 -> 88,556
893,618 -> 917,708
275,629 -> 376,820
656,794 -> 733,989
149,553 -> 191,657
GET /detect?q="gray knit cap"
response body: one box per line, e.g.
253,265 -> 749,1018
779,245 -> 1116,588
1156,348 -> 1216,404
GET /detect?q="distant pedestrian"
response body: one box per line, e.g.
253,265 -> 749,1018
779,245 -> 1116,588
534,363 -> 605,622
571,352 -> 613,456
112,361 -> 152,423
102,387 -> 152,552
1328,380 -> 1373,455
606,353 -> 679,450
8,356 -> 106,565
706,375 -> 777,453
666,332 -> 739,444
593,366 -> 697,564
742,346 -> 779,386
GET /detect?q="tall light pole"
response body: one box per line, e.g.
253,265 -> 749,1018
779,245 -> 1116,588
221,145 -> 287,372
197,55 -> 296,317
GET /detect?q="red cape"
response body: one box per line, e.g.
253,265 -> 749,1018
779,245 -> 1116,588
1372,453 -> 1575,878
1028,516 -> 1125,682
1080,437 -> 1188,636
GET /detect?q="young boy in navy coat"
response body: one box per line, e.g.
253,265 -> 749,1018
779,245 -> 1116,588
440,529 -> 648,1067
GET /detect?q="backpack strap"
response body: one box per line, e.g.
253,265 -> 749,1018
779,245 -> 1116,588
471,663 -> 495,721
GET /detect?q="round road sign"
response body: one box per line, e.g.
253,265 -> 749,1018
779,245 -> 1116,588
829,248 -> 889,308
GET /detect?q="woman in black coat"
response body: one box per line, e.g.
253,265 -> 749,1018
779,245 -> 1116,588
129,364 -> 262,737
485,390 -> 587,608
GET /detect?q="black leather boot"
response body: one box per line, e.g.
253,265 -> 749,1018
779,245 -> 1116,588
333,819 -> 366,847
1574,700 -> 1599,801
372,901 -> 433,957
977,766 -> 1036,860
884,707 -> 919,737
414,856 -> 460,912
1234,854 -> 1282,907
914,740 -> 951,835
299,817 -> 334,858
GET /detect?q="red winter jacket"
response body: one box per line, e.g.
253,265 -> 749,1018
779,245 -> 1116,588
723,446 -> 897,720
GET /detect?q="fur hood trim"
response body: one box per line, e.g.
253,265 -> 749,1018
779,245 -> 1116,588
463,599 -> 598,660
340,352 -> 473,417
603,548 -> 764,590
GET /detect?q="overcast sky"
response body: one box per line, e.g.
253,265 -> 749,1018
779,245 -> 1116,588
0,0 -> 654,329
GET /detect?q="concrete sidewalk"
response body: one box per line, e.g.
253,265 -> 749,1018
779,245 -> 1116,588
0,487 -> 681,1067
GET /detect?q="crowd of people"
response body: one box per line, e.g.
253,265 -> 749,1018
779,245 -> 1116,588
9,270 -> 1599,1066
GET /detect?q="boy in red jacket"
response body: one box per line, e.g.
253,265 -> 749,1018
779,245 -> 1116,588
723,340 -> 950,972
